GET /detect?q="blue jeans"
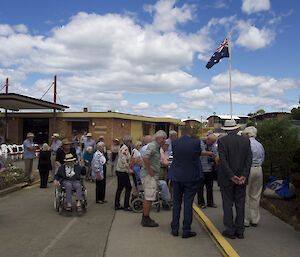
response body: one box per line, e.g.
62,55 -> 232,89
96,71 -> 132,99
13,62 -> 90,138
158,180 -> 170,203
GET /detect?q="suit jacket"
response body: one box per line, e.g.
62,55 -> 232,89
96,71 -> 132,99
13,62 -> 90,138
167,136 -> 202,182
217,133 -> 252,187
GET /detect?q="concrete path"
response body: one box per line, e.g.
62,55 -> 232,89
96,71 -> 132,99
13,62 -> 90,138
105,207 -> 221,257
199,183 -> 300,257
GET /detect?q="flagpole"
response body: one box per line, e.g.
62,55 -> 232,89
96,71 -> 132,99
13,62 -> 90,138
228,32 -> 232,119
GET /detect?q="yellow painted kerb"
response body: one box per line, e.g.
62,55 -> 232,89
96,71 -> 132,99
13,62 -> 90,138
193,203 -> 240,257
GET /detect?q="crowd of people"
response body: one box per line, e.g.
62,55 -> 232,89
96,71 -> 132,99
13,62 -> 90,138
20,118 -> 264,239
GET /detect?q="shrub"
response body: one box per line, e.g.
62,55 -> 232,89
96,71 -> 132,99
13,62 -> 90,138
256,119 -> 300,182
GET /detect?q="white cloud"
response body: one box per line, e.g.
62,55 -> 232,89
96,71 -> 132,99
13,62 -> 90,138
210,70 -> 298,97
13,24 -> 28,34
144,0 -> 193,32
133,102 -> 150,110
241,0 -> 271,15
235,20 -> 275,50
180,87 -> 213,99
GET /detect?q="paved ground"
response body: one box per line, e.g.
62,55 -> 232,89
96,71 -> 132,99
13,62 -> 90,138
199,182 -> 300,257
105,203 -> 220,257
0,176 -> 116,257
1,172 -> 300,257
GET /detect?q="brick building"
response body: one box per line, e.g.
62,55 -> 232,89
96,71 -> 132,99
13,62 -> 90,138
0,111 -> 183,146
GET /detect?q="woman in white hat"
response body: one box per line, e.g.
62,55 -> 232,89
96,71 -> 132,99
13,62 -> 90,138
54,154 -> 86,212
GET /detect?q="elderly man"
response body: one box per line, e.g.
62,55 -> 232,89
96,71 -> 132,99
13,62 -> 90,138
54,154 -> 86,212
242,126 -> 265,227
140,130 -> 167,227
140,135 -> 152,157
166,130 -> 178,156
197,133 -> 218,209
56,139 -> 77,166
23,132 -> 36,184
50,133 -> 62,181
84,133 -> 95,152
218,120 -> 252,239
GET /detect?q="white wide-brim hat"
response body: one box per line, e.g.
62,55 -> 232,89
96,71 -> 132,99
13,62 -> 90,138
221,119 -> 240,131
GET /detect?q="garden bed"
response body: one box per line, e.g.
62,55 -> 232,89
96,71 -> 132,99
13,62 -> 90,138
0,163 -> 24,190
261,186 -> 300,232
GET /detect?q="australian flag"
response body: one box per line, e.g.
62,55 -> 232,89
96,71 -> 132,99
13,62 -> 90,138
206,37 -> 229,69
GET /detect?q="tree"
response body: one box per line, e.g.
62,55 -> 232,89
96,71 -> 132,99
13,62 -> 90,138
248,109 -> 266,117
256,118 -> 299,180
291,107 -> 300,120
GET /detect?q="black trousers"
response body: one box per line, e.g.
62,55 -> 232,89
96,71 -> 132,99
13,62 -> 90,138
96,179 -> 105,202
96,167 -> 106,202
115,171 -> 132,208
39,170 -> 49,188
197,172 -> 214,205
220,184 -> 246,235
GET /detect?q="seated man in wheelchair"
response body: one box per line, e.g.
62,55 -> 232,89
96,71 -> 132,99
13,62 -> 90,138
54,153 -> 86,212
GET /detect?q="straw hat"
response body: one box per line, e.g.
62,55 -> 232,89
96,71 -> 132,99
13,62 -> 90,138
52,133 -> 60,138
63,153 -> 77,162
61,139 -> 72,145
27,132 -> 34,138
113,138 -> 119,142
221,120 -> 240,131
87,133 -> 92,137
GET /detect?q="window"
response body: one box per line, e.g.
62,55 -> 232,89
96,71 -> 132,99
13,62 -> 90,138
72,121 -> 89,133
142,123 -> 151,136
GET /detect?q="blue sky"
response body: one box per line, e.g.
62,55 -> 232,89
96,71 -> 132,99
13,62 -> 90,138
0,0 -> 299,120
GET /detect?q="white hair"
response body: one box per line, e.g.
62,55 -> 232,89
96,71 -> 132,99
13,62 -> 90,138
153,130 -> 167,141
97,142 -> 105,149
42,143 -> 50,151
123,135 -> 132,144
243,126 -> 257,138
169,130 -> 177,136
87,146 -> 93,151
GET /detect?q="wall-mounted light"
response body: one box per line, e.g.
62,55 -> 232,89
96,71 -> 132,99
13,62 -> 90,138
92,122 -> 96,126
121,122 -> 125,127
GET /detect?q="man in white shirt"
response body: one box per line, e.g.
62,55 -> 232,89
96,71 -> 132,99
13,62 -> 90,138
242,126 -> 265,227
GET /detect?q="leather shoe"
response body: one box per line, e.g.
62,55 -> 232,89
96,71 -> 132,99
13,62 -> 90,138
235,232 -> 244,239
182,231 -> 197,238
207,204 -> 217,208
171,230 -> 179,237
222,231 -> 236,239
115,206 -> 123,210
250,223 -> 258,227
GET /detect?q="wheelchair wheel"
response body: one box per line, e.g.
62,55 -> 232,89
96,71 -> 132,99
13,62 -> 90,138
54,188 -> 60,212
130,198 -> 143,213
156,203 -> 161,213
58,194 -> 64,215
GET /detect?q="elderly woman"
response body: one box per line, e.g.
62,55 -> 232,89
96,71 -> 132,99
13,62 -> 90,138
130,141 -> 143,193
38,143 -> 52,188
92,142 -> 107,204
83,146 -> 94,181
54,154 -> 86,212
110,138 -> 120,176
73,140 -> 83,162
114,135 -> 134,211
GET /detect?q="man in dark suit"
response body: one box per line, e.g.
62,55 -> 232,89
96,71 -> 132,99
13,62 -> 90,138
218,120 -> 252,239
167,126 -> 213,238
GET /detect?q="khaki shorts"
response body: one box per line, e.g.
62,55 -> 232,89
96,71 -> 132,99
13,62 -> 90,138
141,175 -> 157,201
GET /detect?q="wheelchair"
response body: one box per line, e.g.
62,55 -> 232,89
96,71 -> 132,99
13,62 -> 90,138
129,170 -> 162,213
54,179 -> 87,215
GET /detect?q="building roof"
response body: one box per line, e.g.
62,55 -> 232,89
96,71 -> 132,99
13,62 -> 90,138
207,115 -> 242,120
250,112 -> 289,119
181,118 -> 201,123
0,110 -> 184,124
0,93 -> 68,111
